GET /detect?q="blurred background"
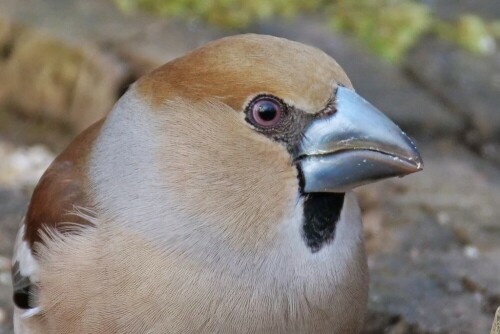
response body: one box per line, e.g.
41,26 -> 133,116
0,0 -> 499,333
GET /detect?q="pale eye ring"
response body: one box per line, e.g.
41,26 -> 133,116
249,97 -> 283,128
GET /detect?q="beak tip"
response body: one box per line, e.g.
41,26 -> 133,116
401,134 -> 424,173
406,154 -> 424,174
417,158 -> 424,170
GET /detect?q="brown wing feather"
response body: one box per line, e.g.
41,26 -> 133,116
24,120 -> 104,250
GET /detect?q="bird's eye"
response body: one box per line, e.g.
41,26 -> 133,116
249,97 -> 283,128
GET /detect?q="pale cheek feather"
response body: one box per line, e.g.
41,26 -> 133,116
154,98 -> 298,251
89,90 -> 298,256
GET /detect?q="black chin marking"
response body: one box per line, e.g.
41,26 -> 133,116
302,192 -> 345,253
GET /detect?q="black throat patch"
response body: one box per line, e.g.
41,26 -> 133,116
302,192 -> 345,253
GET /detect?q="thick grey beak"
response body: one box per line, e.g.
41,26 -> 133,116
296,86 -> 423,193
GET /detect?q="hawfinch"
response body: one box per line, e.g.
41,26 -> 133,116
11,34 -> 422,334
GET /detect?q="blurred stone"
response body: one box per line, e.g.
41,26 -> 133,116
0,307 -> 5,324
481,142 -> 500,166
116,20 -> 225,75
0,0 -> 151,45
0,0 -> 225,76
405,38 -> 500,142
0,17 -> 127,132
0,0 -> 223,133
418,0 -> 500,21
0,273 -> 10,287
362,311 -> 429,334
0,257 -> 9,272
0,308 -> 12,334
362,208 -> 389,255
252,18 -> 466,138
0,107 -> 72,153
0,187 -> 28,255
356,185 -> 384,212
0,141 -> 54,189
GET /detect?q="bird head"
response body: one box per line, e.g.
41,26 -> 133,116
92,34 -> 422,253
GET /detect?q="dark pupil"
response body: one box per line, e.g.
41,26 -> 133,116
257,102 -> 277,121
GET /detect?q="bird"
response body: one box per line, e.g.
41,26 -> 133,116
11,34 -> 423,334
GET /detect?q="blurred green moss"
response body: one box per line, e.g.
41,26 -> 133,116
490,21 -> 500,39
326,0 -> 431,62
115,0 -> 498,62
436,15 -> 497,55
115,0 -> 321,28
